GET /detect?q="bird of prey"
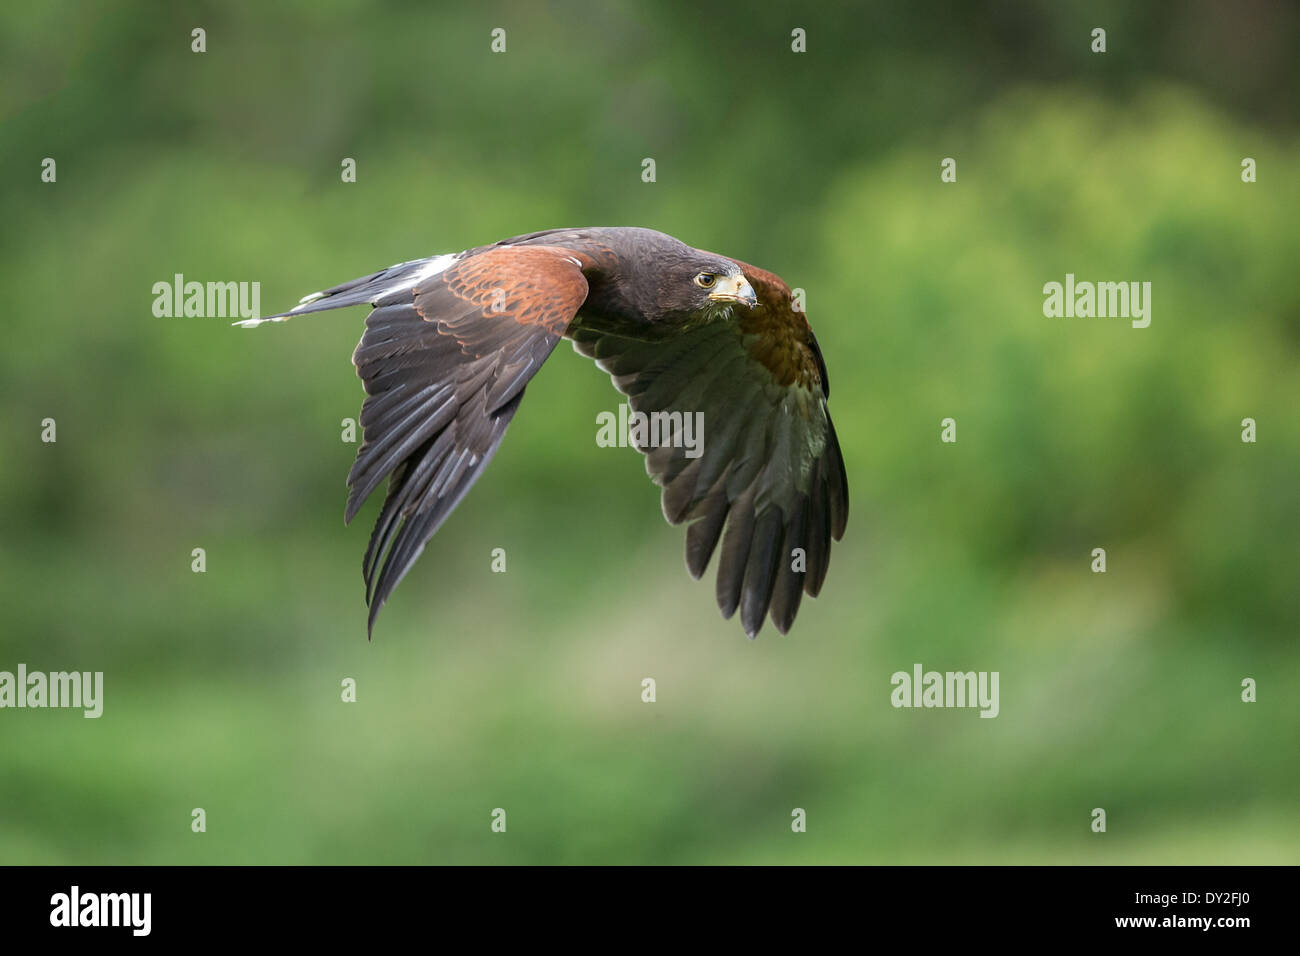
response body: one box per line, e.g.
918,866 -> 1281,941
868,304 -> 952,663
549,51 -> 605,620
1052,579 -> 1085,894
240,227 -> 848,637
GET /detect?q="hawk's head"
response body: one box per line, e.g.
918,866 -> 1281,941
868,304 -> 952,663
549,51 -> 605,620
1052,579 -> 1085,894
652,253 -> 757,322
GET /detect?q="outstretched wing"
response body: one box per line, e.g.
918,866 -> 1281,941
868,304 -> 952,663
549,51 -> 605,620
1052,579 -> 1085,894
252,245 -> 589,634
570,261 -> 848,637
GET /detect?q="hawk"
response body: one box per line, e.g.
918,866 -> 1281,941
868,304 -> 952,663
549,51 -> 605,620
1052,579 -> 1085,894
241,227 -> 848,637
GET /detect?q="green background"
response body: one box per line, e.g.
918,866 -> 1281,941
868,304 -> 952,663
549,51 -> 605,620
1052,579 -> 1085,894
1,1 -> 1297,864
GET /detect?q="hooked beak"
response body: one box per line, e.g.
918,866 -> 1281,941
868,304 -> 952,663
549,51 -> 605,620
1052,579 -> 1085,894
709,274 -> 758,308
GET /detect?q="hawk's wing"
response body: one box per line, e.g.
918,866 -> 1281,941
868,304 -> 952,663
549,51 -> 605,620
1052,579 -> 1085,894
570,261 -> 848,636
250,245 -> 589,633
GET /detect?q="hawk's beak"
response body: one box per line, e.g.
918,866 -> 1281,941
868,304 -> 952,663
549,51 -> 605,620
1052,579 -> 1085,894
709,275 -> 758,308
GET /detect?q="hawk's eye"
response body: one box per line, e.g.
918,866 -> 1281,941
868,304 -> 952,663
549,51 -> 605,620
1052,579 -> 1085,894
694,273 -> 717,288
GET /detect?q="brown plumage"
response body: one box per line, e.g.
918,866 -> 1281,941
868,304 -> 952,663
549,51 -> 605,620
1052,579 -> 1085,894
241,226 -> 848,637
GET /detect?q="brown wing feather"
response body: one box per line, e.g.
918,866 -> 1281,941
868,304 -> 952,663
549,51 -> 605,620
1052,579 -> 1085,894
725,260 -> 827,392
571,263 -> 848,636
340,246 -> 588,633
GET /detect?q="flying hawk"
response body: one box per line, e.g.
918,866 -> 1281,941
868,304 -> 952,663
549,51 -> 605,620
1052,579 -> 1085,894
240,227 -> 848,637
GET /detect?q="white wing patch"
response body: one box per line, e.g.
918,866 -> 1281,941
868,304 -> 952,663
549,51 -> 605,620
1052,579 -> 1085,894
233,314 -> 288,328
234,252 -> 461,328
381,253 -> 459,297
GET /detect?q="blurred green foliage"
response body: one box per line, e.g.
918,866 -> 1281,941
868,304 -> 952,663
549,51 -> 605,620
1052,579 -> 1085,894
1,1 -> 1297,863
